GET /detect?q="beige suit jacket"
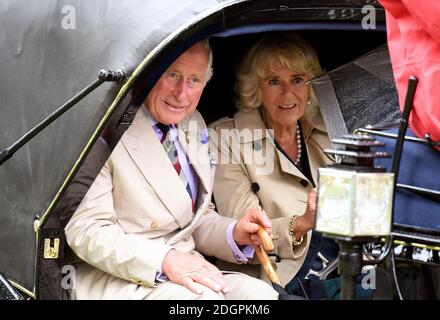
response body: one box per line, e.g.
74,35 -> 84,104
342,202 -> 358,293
210,108 -> 334,286
65,107 -> 237,299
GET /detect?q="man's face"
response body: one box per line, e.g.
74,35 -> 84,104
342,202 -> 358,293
145,43 -> 209,125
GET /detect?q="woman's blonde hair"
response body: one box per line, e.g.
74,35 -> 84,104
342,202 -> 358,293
235,33 -> 323,119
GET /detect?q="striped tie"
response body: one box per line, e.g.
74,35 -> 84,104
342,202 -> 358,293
157,123 -> 195,211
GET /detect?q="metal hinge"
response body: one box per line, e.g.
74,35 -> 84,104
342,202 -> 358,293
43,238 -> 60,259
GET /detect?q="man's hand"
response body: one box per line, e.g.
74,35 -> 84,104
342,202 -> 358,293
161,249 -> 229,295
233,208 -> 272,247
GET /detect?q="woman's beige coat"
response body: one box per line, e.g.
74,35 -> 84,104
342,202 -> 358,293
210,108 -> 334,286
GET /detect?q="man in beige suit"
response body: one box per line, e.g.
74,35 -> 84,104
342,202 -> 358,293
65,41 -> 278,300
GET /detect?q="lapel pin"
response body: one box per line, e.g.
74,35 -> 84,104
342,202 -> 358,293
200,129 -> 209,145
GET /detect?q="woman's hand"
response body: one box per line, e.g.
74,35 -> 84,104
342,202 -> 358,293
292,188 -> 317,240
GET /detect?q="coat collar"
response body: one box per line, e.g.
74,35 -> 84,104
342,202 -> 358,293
233,108 -> 329,181
133,106 -> 211,193
233,109 -> 267,143
233,108 -> 327,143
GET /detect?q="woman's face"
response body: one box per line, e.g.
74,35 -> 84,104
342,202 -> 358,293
259,60 -> 310,128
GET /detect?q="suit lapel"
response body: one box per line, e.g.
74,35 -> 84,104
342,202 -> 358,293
177,117 -> 211,195
121,107 -> 193,229
167,115 -> 213,244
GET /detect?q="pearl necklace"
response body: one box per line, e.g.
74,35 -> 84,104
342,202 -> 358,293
294,123 -> 302,166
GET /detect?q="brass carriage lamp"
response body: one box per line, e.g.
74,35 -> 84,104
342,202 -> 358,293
316,168 -> 394,237
314,134 -> 394,300
316,134 -> 394,237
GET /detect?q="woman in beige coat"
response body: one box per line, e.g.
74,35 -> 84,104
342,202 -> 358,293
210,33 -> 337,287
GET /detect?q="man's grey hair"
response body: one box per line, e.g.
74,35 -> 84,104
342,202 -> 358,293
199,39 -> 213,83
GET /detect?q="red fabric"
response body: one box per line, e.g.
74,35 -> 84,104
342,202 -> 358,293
379,0 -> 440,150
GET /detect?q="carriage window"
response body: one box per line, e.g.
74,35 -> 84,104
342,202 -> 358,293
198,29 -> 386,124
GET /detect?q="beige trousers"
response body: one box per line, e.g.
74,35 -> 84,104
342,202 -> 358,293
144,272 -> 278,300
70,263 -> 278,300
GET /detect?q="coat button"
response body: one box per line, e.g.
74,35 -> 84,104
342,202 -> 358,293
150,220 -> 159,229
300,179 -> 309,187
250,182 -> 260,194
